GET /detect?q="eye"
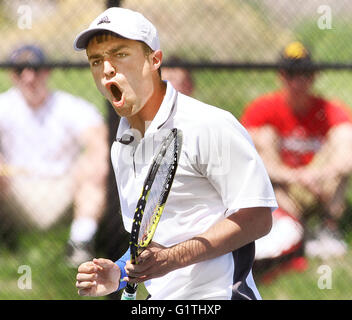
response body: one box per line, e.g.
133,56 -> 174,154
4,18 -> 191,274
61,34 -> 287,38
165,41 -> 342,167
115,52 -> 128,58
90,58 -> 104,67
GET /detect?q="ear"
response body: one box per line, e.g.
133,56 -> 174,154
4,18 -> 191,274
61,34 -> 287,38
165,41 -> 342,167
41,69 -> 51,78
278,70 -> 288,84
151,49 -> 163,72
10,71 -> 19,83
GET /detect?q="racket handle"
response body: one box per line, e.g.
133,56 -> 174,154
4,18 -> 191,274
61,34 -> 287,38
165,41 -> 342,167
121,283 -> 137,300
121,290 -> 137,300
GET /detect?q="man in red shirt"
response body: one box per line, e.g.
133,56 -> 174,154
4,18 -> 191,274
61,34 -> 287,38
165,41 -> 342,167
242,41 -> 352,262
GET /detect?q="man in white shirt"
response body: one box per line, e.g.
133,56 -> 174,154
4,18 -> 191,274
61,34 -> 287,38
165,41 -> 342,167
74,7 -> 277,299
0,45 -> 109,266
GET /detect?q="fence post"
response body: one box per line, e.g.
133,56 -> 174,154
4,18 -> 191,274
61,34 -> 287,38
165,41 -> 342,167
96,0 -> 128,263
94,0 -> 128,300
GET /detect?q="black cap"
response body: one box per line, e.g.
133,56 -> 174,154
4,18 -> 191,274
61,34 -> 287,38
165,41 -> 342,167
279,41 -> 315,72
9,45 -> 46,68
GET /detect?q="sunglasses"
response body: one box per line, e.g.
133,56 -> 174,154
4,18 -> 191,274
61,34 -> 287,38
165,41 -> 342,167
14,66 -> 43,75
282,70 -> 315,79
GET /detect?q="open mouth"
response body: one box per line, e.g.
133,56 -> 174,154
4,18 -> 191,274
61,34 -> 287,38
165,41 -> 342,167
105,82 -> 125,108
110,84 -> 122,102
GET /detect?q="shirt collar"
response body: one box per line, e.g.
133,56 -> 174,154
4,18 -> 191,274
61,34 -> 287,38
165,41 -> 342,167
116,81 -> 178,145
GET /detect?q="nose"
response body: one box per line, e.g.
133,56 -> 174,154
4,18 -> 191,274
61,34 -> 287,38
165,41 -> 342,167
21,68 -> 37,83
103,60 -> 116,78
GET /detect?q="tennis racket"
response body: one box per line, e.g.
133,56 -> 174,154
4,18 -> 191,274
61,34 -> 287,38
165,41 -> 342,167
121,128 -> 182,300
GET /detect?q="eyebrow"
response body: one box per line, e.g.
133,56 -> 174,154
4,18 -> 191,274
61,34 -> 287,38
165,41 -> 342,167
87,45 -> 130,61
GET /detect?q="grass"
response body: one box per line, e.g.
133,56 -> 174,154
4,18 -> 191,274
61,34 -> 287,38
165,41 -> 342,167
1,222 -> 351,300
0,222 -> 98,300
257,251 -> 352,300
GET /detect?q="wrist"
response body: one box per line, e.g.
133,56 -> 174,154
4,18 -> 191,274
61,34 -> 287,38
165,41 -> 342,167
115,249 -> 130,291
115,262 -> 127,291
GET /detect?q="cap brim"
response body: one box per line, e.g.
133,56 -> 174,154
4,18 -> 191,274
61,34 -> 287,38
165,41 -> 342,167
279,58 -> 316,72
73,26 -> 146,51
74,28 -> 112,51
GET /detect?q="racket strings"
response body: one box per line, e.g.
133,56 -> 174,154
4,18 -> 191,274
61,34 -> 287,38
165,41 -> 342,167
138,137 -> 177,244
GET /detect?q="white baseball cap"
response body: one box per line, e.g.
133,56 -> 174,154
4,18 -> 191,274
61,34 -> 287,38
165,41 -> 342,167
73,7 -> 160,51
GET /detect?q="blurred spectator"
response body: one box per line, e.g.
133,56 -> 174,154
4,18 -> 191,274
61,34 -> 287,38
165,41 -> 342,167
161,56 -> 194,96
241,41 -> 352,266
0,45 -> 109,267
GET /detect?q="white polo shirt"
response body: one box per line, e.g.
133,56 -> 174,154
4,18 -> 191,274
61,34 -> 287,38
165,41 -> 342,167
0,88 -> 103,177
111,82 -> 277,300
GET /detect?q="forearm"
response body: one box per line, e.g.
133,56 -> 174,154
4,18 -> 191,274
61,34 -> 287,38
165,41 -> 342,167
320,146 -> 352,179
74,178 -> 107,219
74,155 -> 108,219
306,123 -> 352,180
74,124 -> 109,219
168,207 -> 272,270
264,160 -> 298,185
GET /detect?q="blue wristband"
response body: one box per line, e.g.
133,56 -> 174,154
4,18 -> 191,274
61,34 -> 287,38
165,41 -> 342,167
115,248 -> 130,291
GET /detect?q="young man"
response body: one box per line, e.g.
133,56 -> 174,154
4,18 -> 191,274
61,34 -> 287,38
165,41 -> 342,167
242,41 -> 352,260
0,45 -> 109,266
74,7 -> 276,300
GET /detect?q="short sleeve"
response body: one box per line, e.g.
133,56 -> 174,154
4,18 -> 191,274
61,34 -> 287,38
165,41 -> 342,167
196,113 -> 278,216
241,93 -> 282,129
241,99 -> 270,128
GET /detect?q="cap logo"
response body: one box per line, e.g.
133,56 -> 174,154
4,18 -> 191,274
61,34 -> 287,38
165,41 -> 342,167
284,42 -> 307,59
97,16 -> 111,25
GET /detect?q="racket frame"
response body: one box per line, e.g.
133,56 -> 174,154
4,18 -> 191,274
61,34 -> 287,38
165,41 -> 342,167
122,128 -> 181,300
130,128 -> 180,262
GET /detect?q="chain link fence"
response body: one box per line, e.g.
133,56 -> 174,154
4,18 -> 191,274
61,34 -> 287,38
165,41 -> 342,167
1,0 -> 352,300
